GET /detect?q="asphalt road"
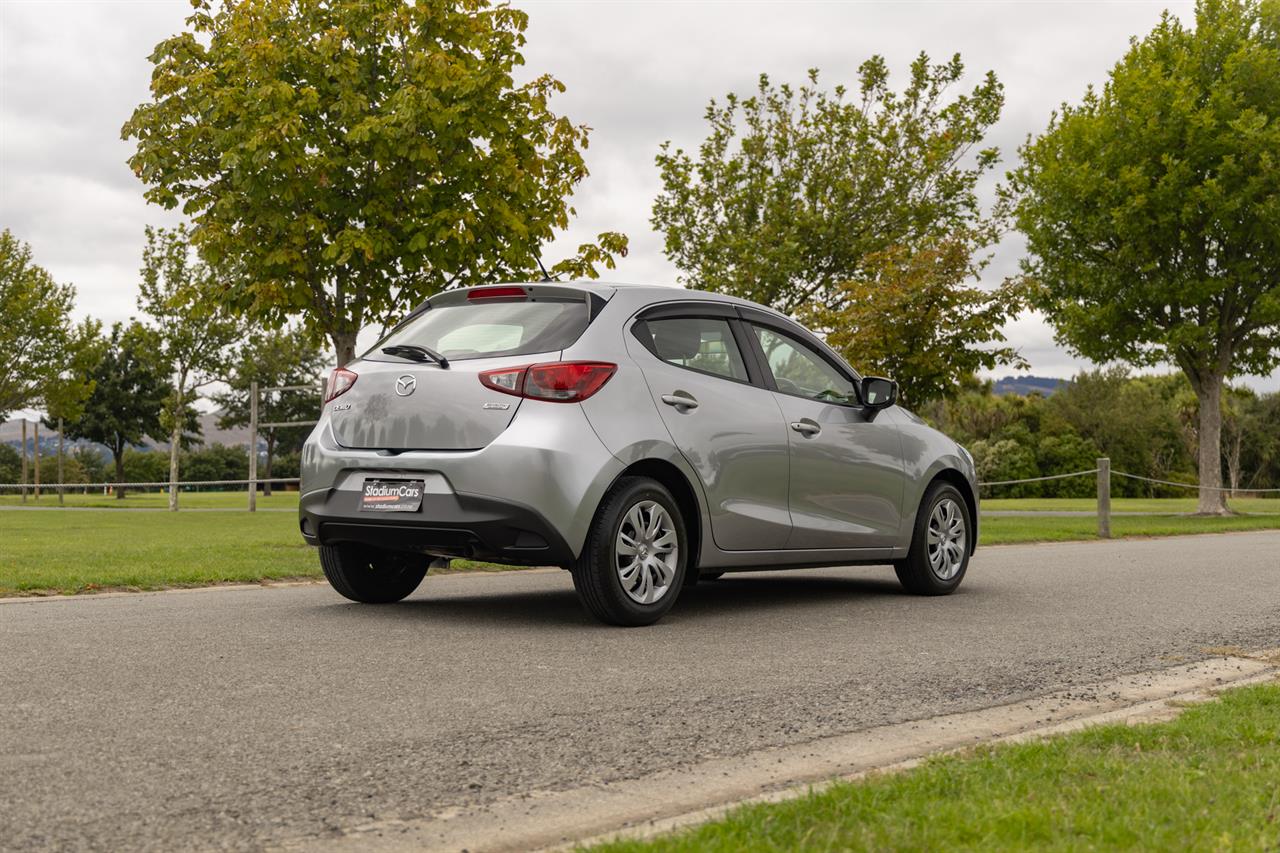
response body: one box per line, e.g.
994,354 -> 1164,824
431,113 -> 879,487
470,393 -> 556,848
2,531 -> 1278,851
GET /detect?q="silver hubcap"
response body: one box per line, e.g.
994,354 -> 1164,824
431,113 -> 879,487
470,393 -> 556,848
927,498 -> 967,581
616,500 -> 679,605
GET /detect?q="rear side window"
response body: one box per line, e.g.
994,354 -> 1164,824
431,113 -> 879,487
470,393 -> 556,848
640,317 -> 749,382
369,298 -> 589,362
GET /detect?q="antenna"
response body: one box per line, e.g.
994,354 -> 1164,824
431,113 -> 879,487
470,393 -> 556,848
535,255 -> 552,282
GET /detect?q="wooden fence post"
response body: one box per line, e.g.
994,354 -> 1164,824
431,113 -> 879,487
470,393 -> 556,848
57,418 -> 65,507
248,381 -> 258,513
33,420 -> 40,500
20,419 -> 27,503
1097,457 -> 1111,539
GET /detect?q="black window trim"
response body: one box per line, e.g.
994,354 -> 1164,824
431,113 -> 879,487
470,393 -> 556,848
630,302 -> 763,387
736,309 -> 865,407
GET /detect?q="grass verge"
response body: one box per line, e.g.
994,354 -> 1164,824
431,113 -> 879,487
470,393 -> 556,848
982,512 -> 1280,544
588,682 -> 1280,852
0,510 -> 514,596
2,496 -> 1278,596
982,496 -> 1280,514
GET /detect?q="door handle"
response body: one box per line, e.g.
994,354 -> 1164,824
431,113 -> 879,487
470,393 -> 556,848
790,420 -> 821,436
661,393 -> 699,410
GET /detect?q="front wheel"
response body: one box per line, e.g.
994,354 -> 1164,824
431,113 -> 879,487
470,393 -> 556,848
895,483 -> 971,595
571,476 -> 688,626
319,544 -> 428,603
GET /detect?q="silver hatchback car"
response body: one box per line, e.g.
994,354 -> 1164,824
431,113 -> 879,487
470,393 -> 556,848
300,282 -> 978,625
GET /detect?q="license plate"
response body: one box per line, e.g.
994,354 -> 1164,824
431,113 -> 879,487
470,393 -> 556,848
359,479 -> 425,512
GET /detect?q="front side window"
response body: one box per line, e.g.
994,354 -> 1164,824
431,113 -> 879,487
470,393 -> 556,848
752,325 -> 857,404
643,317 -> 749,382
368,298 -> 589,362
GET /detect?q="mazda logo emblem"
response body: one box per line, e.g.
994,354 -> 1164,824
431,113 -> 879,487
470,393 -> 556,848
395,375 -> 417,397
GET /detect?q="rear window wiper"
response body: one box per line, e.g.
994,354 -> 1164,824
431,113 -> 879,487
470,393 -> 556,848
381,344 -> 449,368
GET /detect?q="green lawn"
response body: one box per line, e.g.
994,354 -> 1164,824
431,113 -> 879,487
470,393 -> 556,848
0,509 -> 506,595
2,496 -> 1278,595
589,682 -> 1280,852
982,496 -> 1280,514
982,512 -> 1280,544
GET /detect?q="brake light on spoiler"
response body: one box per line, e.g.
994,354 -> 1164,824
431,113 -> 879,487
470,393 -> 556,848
467,286 -> 528,300
479,362 -> 616,403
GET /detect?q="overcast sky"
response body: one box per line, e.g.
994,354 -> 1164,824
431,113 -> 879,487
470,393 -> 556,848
2,0 -> 1274,391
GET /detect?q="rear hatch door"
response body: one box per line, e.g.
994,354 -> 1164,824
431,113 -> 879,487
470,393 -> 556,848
329,285 -> 602,451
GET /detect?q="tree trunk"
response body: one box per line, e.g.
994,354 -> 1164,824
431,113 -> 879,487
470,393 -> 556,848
332,330 -> 359,368
1227,428 -> 1242,499
264,433 -> 275,497
1193,374 -> 1229,515
114,442 -> 127,500
168,417 -> 182,511
168,386 -> 183,512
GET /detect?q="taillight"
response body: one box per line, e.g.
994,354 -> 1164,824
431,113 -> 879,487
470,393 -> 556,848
479,366 -> 527,396
477,361 -> 616,403
324,367 -> 358,403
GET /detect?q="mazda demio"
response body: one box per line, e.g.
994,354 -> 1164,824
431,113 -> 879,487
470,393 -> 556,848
299,282 -> 978,625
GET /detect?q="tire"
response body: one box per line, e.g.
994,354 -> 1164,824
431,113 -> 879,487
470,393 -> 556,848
319,543 -> 429,603
571,476 -> 689,626
895,482 -> 972,596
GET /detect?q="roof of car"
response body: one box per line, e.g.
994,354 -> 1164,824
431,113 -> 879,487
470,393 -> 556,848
488,280 -> 786,314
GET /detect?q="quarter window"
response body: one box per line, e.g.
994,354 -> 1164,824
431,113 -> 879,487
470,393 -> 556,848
752,326 -> 857,404
643,317 -> 749,382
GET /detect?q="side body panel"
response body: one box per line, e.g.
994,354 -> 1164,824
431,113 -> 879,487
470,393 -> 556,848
624,342 -> 792,551
771,397 -> 908,548
892,407 -> 981,552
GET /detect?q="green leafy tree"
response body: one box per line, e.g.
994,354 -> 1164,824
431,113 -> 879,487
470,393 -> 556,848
1006,0 -> 1280,514
1035,433 -> 1101,498
61,323 -> 168,498
122,449 -> 171,487
0,444 -> 20,484
804,235 -> 1024,406
214,326 -> 327,496
1235,391 -> 1280,489
0,230 -> 99,421
1046,369 -> 1195,497
652,59 -> 1004,316
72,446 -> 108,485
137,225 -> 243,511
182,444 -> 249,487
123,0 -> 626,365
970,436 -> 1041,498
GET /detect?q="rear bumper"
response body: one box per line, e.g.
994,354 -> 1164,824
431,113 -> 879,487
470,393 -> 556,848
300,487 -> 574,566
298,400 -> 624,563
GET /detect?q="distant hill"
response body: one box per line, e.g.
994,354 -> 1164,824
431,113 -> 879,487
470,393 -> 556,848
990,375 -> 1066,397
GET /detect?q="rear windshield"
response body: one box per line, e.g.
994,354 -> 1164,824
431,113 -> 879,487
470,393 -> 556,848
366,297 -> 590,363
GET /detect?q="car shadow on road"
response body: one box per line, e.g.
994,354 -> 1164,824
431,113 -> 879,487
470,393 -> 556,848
310,570 -> 910,629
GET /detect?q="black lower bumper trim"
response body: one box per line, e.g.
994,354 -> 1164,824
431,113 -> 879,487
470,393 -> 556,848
299,488 -> 572,566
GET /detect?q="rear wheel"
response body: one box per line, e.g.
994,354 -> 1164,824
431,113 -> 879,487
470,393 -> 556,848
571,476 -> 688,626
894,483 -> 971,595
319,544 -> 428,603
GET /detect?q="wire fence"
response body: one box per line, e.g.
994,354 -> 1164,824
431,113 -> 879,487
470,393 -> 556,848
975,467 -> 1280,492
0,478 -> 300,490
2,462 -> 1278,533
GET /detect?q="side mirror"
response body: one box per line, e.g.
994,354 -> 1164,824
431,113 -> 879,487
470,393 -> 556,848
860,376 -> 897,410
